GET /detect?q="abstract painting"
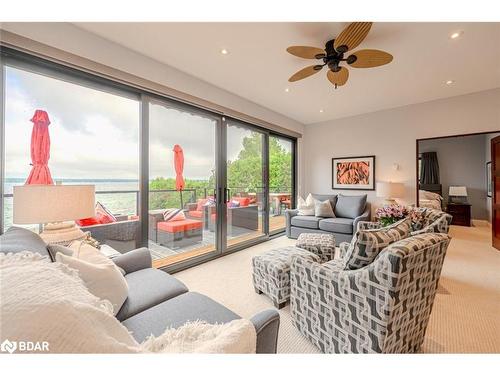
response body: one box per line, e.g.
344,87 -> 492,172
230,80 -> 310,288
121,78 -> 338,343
332,156 -> 375,190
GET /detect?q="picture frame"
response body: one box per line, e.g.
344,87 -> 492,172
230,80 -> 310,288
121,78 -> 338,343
332,155 -> 376,190
487,161 -> 492,198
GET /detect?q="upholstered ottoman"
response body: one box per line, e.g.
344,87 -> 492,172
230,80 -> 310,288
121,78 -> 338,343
252,246 -> 321,309
295,233 -> 336,262
157,220 -> 203,250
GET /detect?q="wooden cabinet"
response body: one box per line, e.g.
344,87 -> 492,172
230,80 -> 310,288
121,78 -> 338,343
446,203 -> 471,227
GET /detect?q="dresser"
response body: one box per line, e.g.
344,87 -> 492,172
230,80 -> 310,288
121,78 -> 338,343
446,203 -> 471,227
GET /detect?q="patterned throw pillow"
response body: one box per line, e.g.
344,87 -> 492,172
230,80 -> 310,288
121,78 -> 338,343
95,202 -> 117,224
163,208 -> 186,222
344,217 -> 411,270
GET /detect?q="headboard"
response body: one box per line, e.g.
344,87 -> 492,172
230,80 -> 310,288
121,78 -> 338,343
419,183 -> 442,197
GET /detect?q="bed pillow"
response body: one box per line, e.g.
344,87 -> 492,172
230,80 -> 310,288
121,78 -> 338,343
343,217 -> 411,270
297,193 -> 315,216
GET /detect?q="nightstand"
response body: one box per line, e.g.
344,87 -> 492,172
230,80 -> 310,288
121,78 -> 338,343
446,202 -> 471,227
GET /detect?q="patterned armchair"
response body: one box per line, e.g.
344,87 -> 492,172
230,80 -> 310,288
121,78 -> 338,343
290,232 -> 451,353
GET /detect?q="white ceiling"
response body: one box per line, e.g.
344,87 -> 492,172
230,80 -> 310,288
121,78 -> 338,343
75,22 -> 500,125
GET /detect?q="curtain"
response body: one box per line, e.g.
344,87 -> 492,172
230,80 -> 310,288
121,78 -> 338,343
420,152 -> 440,184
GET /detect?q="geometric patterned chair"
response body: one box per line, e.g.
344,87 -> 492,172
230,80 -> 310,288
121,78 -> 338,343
290,232 -> 451,353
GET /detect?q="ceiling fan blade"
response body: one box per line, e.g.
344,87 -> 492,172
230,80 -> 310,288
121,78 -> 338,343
348,49 -> 393,68
286,46 -> 326,59
334,22 -> 373,53
327,67 -> 349,87
289,65 -> 323,82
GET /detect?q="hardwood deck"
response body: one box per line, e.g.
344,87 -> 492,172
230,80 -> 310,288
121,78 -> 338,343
152,215 -> 286,268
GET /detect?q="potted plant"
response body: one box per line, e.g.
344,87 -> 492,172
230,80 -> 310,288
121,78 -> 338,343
375,204 -> 409,227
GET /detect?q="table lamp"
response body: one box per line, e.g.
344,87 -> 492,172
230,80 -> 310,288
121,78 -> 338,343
448,186 -> 468,204
13,185 -> 95,244
376,182 -> 405,205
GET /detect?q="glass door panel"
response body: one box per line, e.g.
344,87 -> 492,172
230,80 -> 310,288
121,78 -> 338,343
268,136 -> 293,234
225,121 -> 267,248
149,100 -> 219,267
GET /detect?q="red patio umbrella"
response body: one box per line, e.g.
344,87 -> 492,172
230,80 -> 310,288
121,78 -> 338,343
173,144 -> 185,208
25,110 -> 54,185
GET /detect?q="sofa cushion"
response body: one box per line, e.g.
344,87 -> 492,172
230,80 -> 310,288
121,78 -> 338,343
344,218 -> 411,270
319,218 -> 354,234
334,194 -> 367,219
0,226 -> 50,258
122,292 -> 240,343
116,268 -> 188,321
291,215 -> 322,229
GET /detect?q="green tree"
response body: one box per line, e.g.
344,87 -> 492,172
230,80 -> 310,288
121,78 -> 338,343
148,133 -> 292,209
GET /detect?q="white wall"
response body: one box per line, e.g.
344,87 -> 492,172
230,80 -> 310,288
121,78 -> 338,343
303,88 -> 500,214
0,22 -> 306,195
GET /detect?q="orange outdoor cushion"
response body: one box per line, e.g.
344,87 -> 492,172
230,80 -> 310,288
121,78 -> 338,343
231,197 -> 250,207
157,219 -> 202,233
189,210 -> 203,218
196,199 -> 208,211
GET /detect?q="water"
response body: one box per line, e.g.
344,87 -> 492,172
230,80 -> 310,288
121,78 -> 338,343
3,178 -> 140,230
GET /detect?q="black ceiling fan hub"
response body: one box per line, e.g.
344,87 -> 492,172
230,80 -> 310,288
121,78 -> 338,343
322,39 -> 346,71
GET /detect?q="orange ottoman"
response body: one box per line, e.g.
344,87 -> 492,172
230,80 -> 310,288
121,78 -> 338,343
157,219 -> 203,250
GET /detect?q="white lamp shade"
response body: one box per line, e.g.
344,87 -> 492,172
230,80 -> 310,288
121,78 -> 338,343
376,182 -> 405,199
449,186 -> 468,197
13,185 -> 95,224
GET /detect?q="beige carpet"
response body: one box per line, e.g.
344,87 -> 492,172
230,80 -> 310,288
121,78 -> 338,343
175,225 -> 500,353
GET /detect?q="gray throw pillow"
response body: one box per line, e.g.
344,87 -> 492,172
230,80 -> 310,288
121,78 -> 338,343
334,194 -> 367,219
314,199 -> 335,218
47,244 -> 74,262
343,217 -> 411,270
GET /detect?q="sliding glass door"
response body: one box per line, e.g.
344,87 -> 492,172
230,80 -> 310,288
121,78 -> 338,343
1,48 -> 297,272
268,135 -> 294,234
225,120 -> 267,250
148,99 -> 220,268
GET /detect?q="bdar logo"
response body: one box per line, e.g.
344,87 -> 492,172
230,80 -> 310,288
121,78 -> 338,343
1,339 -> 17,354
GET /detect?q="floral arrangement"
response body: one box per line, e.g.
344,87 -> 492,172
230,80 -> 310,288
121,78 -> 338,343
375,204 -> 409,227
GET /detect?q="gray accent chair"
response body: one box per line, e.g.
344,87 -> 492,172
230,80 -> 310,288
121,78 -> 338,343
290,232 -> 451,353
0,226 -> 280,353
285,193 -> 371,243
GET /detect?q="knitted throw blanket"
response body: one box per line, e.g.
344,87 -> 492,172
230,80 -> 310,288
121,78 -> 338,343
0,252 -> 255,354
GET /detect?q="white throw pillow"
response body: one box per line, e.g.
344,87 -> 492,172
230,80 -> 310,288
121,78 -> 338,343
315,199 -> 335,218
297,193 -> 315,216
69,241 -> 125,275
56,252 -> 128,315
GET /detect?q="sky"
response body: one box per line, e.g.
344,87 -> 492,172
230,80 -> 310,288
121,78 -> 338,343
4,65 -> 291,181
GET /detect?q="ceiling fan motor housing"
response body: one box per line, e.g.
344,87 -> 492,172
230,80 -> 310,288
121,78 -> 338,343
324,39 -> 346,72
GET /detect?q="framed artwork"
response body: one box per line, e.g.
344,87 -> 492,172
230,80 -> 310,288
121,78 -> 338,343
487,161 -> 492,197
332,155 -> 376,190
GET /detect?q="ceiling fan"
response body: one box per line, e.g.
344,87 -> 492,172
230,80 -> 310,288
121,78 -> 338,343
286,22 -> 393,89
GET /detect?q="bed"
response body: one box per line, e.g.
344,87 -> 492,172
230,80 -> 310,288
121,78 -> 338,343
419,184 -> 444,211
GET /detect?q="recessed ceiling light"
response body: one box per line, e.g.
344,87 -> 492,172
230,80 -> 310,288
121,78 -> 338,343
220,49 -> 229,55
319,109 -> 324,113
285,88 -> 290,93
450,31 -> 463,40
446,80 -> 455,85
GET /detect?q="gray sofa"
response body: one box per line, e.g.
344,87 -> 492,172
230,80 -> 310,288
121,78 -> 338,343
0,226 -> 280,353
285,193 -> 371,243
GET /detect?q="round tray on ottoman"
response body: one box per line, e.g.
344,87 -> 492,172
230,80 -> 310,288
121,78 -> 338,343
252,246 -> 320,309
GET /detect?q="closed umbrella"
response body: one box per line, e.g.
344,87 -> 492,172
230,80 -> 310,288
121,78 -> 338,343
173,144 -> 185,208
25,110 -> 54,185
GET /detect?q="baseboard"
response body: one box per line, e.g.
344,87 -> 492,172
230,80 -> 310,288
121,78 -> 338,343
471,219 -> 491,227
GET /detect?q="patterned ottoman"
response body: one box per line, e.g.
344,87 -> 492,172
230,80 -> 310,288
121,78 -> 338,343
252,246 -> 320,309
295,233 -> 336,262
